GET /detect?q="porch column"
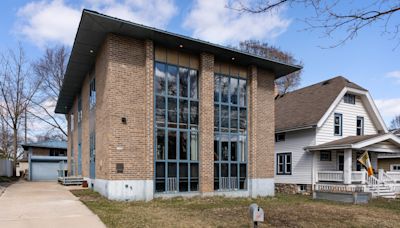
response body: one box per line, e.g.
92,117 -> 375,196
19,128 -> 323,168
343,149 -> 352,184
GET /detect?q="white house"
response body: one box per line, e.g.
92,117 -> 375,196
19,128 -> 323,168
274,76 -> 400,200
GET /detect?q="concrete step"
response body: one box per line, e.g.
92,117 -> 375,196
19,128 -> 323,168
380,195 -> 397,199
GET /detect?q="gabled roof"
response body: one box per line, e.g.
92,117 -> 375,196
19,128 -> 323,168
275,76 -> 367,132
21,141 -> 67,150
305,133 -> 400,153
55,9 -> 301,114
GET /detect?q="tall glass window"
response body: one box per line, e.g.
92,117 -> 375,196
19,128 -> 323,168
154,61 -> 199,193
214,73 -> 247,191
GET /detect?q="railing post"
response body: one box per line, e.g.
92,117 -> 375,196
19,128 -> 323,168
361,170 -> 366,184
378,169 -> 384,182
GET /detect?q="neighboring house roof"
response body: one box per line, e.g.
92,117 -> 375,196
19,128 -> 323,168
391,129 -> 400,135
305,133 -> 400,153
55,9 -> 301,114
21,141 -> 67,150
275,76 -> 367,132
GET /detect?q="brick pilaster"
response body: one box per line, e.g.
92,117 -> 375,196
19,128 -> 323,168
199,52 -> 214,193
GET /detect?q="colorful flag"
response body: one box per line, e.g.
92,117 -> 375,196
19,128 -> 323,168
357,151 -> 373,176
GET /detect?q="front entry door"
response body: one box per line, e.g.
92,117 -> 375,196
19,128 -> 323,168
338,153 -> 344,171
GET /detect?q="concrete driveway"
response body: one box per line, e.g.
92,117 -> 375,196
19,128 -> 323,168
0,181 -> 106,228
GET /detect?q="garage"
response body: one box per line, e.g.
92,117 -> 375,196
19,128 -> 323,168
21,140 -> 68,182
31,161 -> 61,181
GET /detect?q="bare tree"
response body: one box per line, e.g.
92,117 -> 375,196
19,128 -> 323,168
390,114 -> 400,130
31,45 -> 69,138
232,0 -> 400,47
0,109 -> 13,159
0,45 -> 41,175
238,40 -> 302,94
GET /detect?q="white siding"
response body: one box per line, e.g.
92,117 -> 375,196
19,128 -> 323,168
275,129 -> 316,184
316,96 -> 378,145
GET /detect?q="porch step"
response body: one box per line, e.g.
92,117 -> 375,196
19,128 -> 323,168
58,176 -> 84,186
366,187 -> 397,198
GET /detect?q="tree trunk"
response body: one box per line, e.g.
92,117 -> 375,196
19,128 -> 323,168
13,126 -> 18,177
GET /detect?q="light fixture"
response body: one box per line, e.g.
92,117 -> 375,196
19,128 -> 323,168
231,57 -> 235,60
179,44 -> 183,48
89,49 -> 94,53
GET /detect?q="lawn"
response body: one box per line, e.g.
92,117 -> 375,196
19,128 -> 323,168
71,190 -> 400,228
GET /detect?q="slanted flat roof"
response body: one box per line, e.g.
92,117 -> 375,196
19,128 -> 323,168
21,141 -> 67,150
55,9 -> 301,114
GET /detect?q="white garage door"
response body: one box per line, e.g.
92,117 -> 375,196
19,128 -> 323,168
31,162 -> 59,181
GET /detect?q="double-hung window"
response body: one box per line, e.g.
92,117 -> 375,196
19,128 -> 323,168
320,151 -> 331,161
334,113 -> 342,136
277,153 -> 291,175
356,116 -> 364,136
214,73 -> 247,191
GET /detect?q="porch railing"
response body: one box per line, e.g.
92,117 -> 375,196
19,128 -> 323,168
317,171 -> 369,183
317,171 -> 344,182
351,171 -> 366,183
386,172 -> 400,183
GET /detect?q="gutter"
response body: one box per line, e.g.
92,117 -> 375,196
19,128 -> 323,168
275,125 -> 316,134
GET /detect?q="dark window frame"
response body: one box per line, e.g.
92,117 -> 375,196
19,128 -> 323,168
344,93 -> 355,104
320,151 -> 332,161
154,61 -> 199,194
356,116 -> 364,136
89,77 -> 96,110
334,113 -> 343,136
214,73 -> 248,191
276,153 -> 292,175
275,133 -> 286,142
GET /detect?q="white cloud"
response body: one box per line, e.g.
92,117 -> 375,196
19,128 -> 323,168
375,98 -> 400,125
386,70 -> 400,84
183,0 -> 291,44
15,0 -> 177,47
16,0 -> 81,47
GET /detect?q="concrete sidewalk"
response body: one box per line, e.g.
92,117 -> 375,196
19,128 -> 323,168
0,181 -> 106,228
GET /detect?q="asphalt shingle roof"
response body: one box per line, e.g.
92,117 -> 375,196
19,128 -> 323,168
275,76 -> 366,132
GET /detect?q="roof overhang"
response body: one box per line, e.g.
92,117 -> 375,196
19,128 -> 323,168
305,133 -> 400,153
30,156 -> 68,162
275,125 -> 316,134
55,9 -> 302,114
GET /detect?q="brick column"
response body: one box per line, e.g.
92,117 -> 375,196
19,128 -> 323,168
199,52 -> 214,193
145,39 -> 154,181
248,66 -> 276,197
248,65 -> 258,181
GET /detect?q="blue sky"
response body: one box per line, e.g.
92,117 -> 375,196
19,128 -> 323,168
1,0 -> 399,126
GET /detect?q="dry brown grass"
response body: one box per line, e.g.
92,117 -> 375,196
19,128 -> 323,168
71,190 -> 400,228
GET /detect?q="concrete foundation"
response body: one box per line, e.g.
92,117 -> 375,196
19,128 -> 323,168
89,179 -> 154,201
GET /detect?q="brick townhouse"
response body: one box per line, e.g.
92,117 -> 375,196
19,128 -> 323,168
55,9 -> 301,201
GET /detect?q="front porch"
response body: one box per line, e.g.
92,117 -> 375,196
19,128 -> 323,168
306,134 -> 400,199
